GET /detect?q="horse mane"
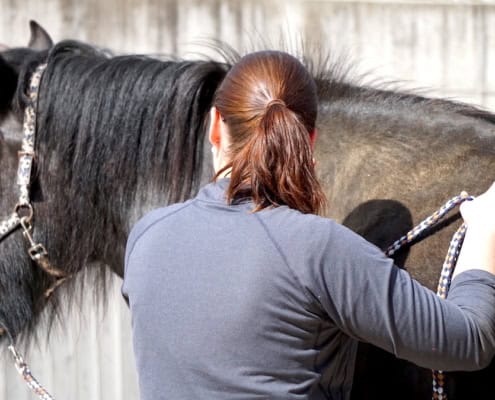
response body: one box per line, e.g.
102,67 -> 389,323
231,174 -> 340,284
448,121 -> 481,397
4,40 -> 229,342
37,40 -> 228,204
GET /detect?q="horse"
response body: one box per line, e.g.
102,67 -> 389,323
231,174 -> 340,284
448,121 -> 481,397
1,21 -> 494,400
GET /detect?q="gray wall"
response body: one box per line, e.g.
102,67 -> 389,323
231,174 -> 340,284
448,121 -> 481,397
1,1 -> 494,399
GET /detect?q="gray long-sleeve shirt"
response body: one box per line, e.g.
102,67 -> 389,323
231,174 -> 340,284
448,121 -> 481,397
122,178 -> 495,400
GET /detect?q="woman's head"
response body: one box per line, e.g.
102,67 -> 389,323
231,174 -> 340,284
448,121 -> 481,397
209,50 -> 326,214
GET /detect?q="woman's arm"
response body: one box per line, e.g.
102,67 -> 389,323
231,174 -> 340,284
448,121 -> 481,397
306,214 -> 495,371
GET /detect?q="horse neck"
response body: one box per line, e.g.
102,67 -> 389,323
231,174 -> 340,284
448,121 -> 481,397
315,80 -> 495,291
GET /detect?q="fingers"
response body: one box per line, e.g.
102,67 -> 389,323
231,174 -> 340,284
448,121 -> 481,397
460,181 -> 495,233
459,197 -> 473,222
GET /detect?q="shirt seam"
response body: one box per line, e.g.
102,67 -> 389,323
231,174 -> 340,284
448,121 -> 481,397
125,200 -> 196,267
194,197 -> 253,209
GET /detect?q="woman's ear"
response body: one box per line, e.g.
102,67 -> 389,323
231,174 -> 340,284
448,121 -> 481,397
208,106 -> 222,150
309,128 -> 318,149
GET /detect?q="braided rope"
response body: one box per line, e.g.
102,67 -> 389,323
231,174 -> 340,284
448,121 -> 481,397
8,345 -> 55,400
385,192 -> 473,400
385,192 -> 472,257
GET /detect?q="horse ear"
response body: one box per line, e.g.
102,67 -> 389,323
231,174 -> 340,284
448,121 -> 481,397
28,20 -> 53,50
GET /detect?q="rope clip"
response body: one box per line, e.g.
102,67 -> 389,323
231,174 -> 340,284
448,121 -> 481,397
19,218 -> 48,262
14,203 -> 33,224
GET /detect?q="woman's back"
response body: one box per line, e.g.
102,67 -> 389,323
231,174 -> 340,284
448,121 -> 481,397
124,178 -> 354,399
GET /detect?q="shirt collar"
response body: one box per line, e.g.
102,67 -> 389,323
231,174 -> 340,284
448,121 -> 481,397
195,178 -> 254,211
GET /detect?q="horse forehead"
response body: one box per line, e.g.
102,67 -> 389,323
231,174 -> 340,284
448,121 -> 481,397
1,47 -> 36,71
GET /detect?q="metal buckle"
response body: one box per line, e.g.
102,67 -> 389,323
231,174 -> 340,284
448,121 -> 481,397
19,219 -> 48,262
17,150 -> 35,157
14,203 -> 33,223
28,243 -> 48,261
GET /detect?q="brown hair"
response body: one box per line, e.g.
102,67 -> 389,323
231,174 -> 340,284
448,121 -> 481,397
214,50 -> 327,214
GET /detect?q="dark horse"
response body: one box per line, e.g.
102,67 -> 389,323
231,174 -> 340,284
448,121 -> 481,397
1,21 -> 494,400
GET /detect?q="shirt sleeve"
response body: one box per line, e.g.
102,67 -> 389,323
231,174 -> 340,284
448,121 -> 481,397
308,221 -> 495,371
122,201 -> 194,304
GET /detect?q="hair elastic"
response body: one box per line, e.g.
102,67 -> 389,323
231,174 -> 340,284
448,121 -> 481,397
266,99 -> 286,108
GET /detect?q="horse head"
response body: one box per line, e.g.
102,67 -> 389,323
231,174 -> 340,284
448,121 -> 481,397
0,20 -> 55,341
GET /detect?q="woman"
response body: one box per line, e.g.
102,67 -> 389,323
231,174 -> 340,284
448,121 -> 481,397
122,51 -> 495,400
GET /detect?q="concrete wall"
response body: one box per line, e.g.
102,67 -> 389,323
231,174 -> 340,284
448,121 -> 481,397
2,0 -> 495,108
1,1 -> 494,399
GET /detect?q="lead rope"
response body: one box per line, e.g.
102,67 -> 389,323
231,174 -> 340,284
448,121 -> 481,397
0,319 -> 55,400
385,191 -> 474,400
8,344 -> 56,400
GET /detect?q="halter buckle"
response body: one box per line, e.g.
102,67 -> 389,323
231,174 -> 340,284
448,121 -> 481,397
14,203 -> 33,224
28,243 -> 48,261
17,150 -> 35,157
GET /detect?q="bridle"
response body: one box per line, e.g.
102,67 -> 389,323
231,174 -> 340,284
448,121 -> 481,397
0,62 -> 70,399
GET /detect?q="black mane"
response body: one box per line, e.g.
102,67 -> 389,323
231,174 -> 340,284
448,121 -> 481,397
1,40 -> 228,340
38,40 -> 228,206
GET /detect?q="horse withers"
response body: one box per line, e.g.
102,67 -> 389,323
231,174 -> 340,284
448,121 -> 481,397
1,20 -> 494,400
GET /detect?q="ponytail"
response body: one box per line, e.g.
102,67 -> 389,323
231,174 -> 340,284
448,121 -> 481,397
214,50 -> 327,215
218,102 -> 327,214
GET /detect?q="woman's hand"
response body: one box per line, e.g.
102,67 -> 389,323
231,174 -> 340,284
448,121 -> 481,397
453,182 -> 495,279
460,182 -> 495,234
